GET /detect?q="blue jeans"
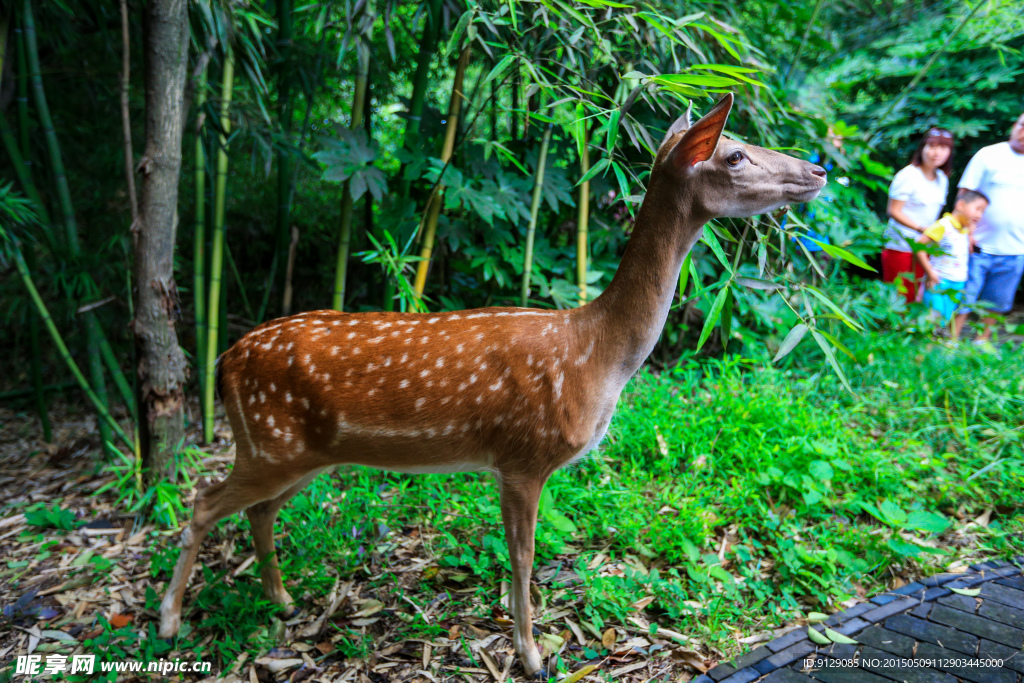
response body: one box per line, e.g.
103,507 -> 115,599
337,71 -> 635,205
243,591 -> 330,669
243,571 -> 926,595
963,253 -> 1024,314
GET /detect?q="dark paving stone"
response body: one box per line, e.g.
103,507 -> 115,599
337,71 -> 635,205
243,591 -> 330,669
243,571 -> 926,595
869,593 -> 899,606
929,603 -> 1024,649
981,582 -> 1024,611
731,646 -> 770,669
890,581 -> 925,596
986,565 -> 1022,578
915,641 -> 1016,683
761,667 -> 817,682
908,601 -> 933,619
691,676 -> 714,683
973,560 -> 1003,570
831,617 -> 870,637
883,613 -> 978,655
755,641 -> 816,674
718,669 -> 760,683
996,575 -> 1024,591
855,626 -> 916,658
936,592 -> 979,613
807,667 -> 892,683
768,627 -> 810,653
922,586 -> 950,602
820,643 -> 858,659
824,602 -> 873,627
977,639 -> 1024,674
920,573 -> 962,587
707,662 -> 737,681
858,645 -> 957,683
979,598 -> 1024,630
946,574 -> 988,589
859,597 -> 920,624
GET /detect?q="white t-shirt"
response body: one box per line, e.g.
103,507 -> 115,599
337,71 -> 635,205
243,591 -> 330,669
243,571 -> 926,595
958,142 -> 1024,255
923,214 -> 970,282
885,165 -> 948,252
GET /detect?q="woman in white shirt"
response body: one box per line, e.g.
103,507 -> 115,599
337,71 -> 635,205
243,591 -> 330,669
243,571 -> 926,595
882,128 -> 954,303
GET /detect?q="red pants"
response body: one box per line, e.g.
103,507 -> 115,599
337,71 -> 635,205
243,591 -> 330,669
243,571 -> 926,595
881,249 -> 924,304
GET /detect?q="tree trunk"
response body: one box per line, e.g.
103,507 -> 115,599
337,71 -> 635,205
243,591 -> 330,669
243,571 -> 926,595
134,0 -> 190,482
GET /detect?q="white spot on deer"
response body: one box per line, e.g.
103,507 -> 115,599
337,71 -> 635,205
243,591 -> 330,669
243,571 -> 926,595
267,415 -> 275,428
426,380 -> 434,388
253,412 -> 261,422
456,344 -> 465,353
553,371 -> 564,399
352,347 -> 361,355
439,379 -> 448,387
467,313 -> 490,319
450,314 -> 461,320
441,396 -> 451,405
269,383 -> 276,393
399,379 -> 410,389
476,333 -> 484,341
259,392 -> 267,404
285,393 -> 293,403
480,362 -> 488,371
322,373 -> 331,382
428,317 -> 440,324
348,320 -> 358,326
391,330 -> 399,337
347,332 -> 356,340
287,342 -> 296,350
527,354 -> 534,366
368,388 -> 376,396
308,363 -> 316,374
490,379 -> 503,391
461,423 -> 470,432
469,374 -> 478,384
261,342 -> 272,351
425,428 -> 436,438
435,357 -> 445,368
475,396 -> 483,404
405,327 -> 414,333
273,428 -> 282,438
248,395 -> 256,405
420,337 -> 430,345
367,363 -> 377,372
384,357 -> 392,367
405,338 -> 413,345
368,336 -> 385,344
420,369 -> 430,378
443,423 -> 454,435
415,398 -> 426,410
400,353 -> 408,363
301,398 -> 310,410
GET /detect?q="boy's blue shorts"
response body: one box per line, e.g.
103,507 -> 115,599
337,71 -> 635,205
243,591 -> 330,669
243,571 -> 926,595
922,279 -> 966,322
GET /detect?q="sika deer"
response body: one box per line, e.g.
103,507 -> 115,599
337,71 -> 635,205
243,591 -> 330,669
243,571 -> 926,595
159,93 -> 826,677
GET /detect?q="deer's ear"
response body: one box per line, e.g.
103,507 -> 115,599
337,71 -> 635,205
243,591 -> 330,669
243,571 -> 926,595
666,93 -> 734,172
660,102 -> 693,148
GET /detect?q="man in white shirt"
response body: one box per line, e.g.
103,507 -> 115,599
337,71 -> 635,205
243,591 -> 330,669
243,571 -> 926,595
956,113 -> 1024,342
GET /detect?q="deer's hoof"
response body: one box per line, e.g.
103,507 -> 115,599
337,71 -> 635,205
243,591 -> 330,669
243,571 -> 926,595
157,611 -> 180,639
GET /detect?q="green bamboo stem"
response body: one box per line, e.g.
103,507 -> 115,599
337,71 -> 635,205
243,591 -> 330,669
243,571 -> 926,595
204,47 -> 235,444
25,248 -> 52,441
226,239 -> 255,321
194,67 -> 208,410
13,247 -> 132,449
414,43 -> 471,297
576,130 -> 591,307
275,0 -> 294,318
398,0 -> 443,200
23,0 -> 78,251
332,41 -> 370,311
0,113 -> 50,228
521,124 -> 553,307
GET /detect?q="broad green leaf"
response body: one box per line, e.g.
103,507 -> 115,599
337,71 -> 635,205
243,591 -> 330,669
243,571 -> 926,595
807,612 -> 829,623
809,460 -> 834,482
950,587 -> 981,597
811,330 -> 852,392
611,161 -> 631,207
906,510 -> 951,534
879,500 -> 908,526
824,628 -> 857,645
444,10 -> 474,59
773,323 -> 808,362
808,627 -> 830,645
696,284 -> 731,351
655,73 -> 741,88
575,102 -> 585,158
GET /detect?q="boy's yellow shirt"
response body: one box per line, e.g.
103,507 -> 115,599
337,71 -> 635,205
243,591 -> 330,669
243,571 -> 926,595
923,213 -> 967,243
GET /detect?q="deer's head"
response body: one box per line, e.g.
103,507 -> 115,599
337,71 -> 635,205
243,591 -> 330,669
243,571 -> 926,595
655,93 -> 827,220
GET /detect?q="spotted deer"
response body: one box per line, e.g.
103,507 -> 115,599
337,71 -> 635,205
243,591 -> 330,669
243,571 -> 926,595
159,93 -> 826,677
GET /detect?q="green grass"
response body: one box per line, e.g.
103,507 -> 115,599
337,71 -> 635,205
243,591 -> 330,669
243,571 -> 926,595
18,333 -> 1023,680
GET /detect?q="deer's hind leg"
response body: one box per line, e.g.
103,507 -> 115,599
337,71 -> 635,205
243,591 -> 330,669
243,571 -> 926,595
246,468 -> 325,613
157,449 -> 319,639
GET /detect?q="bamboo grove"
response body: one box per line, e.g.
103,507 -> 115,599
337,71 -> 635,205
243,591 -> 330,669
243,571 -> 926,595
0,0 -> 1021,483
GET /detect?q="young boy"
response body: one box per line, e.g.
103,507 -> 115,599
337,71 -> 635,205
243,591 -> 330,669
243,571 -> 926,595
914,190 -> 989,338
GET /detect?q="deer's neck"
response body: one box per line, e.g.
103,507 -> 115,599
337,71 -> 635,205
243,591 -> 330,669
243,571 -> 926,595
581,177 -> 706,380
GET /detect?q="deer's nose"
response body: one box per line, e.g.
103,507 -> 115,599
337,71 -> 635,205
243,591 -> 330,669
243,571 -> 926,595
809,164 -> 827,178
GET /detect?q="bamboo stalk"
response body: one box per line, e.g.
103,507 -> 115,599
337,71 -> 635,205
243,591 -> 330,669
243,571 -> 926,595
25,248 -> 52,441
13,247 -> 132,449
23,0 -> 78,251
332,40 -> 370,311
521,124 -> 553,307
204,47 -> 235,444
275,0 -> 294,319
577,129 -> 591,307
119,0 -> 138,224
0,113 -> 49,227
397,0 -> 443,200
413,43 -> 471,297
282,226 -> 299,315
194,67 -> 208,410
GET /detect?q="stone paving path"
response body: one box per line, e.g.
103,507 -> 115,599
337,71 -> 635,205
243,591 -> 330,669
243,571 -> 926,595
696,559 -> 1024,683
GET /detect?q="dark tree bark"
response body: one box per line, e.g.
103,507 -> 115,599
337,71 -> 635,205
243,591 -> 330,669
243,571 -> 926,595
134,0 -> 190,482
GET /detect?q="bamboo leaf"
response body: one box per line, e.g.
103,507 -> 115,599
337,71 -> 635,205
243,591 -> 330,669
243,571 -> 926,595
575,102 -> 585,157
678,253 -> 692,301
807,237 -> 876,272
611,160 -> 630,205
575,157 -> 609,186
444,10 -> 474,59
824,628 -> 858,645
803,285 -> 862,331
484,54 -> 517,86
811,330 -> 853,392
700,230 -> 732,272
950,587 -> 981,597
607,109 -> 620,152
654,73 -> 741,88
696,283 -> 731,351
808,627 -> 830,645
773,323 -> 808,362
736,276 -> 784,291
721,287 -> 733,350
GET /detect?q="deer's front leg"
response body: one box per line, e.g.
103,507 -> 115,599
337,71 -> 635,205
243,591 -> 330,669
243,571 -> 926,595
498,474 -> 546,679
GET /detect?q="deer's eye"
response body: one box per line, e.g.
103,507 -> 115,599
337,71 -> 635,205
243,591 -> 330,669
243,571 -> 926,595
726,151 -> 744,166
